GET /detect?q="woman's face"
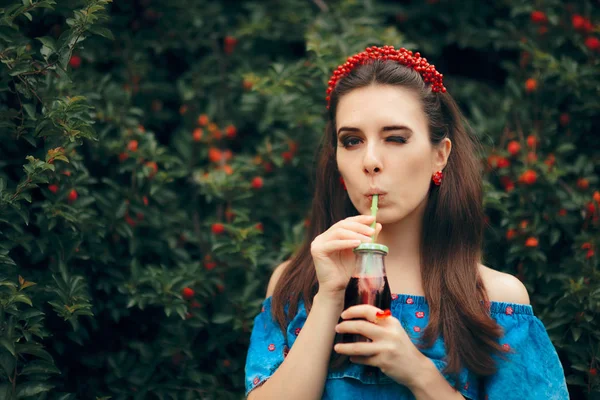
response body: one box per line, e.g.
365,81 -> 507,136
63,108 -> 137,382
335,84 -> 450,222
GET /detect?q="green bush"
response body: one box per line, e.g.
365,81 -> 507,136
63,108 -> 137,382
0,0 -> 598,399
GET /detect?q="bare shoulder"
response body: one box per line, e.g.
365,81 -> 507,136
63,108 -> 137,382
478,263 -> 530,305
265,259 -> 292,298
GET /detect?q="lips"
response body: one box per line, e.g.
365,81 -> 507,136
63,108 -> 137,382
366,194 -> 386,202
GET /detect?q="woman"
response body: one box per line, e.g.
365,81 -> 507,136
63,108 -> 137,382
244,46 -> 569,400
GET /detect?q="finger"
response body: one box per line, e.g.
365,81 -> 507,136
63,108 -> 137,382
336,227 -> 375,243
334,342 -> 379,357
336,221 -> 377,237
340,304 -> 384,321
335,319 -> 384,340
317,239 -> 363,254
348,355 -> 377,366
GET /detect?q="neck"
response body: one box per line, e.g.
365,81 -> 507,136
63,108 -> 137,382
375,197 -> 427,292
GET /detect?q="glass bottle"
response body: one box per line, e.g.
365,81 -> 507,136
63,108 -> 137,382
340,242 -> 391,343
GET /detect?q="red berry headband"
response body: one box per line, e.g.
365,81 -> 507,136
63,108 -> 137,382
326,45 -> 446,109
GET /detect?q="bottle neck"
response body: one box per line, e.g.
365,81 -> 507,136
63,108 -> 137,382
352,250 -> 387,277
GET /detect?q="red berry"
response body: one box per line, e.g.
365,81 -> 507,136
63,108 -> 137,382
191,301 -> 201,309
506,229 -> 517,240
497,157 -> 510,169
145,161 -> 158,178
251,177 -> 264,189
586,201 -> 596,215
585,37 -> 600,52
182,287 -> 195,300
48,184 -> 59,194
225,125 -> 237,139
519,170 -> 538,185
507,140 -> 521,156
577,178 -> 590,190
594,191 -> 600,203
590,368 -> 598,376
69,55 -> 81,68
263,162 -> 274,173
559,113 -> 570,126
282,151 -> 294,163
128,140 -> 139,152
525,237 -> 539,247
558,209 -> 567,217
525,78 -> 538,93
530,11 -> 548,24
572,15 -> 586,31
67,189 -> 78,203
118,152 -> 128,162
211,223 -> 225,235
208,148 -> 222,163
255,222 -> 264,232
125,214 -> 137,227
143,196 -> 149,206
224,36 -> 237,54
544,153 -> 556,168
526,135 -> 538,148
198,114 -> 209,126
500,176 -> 514,192
193,128 -> 203,142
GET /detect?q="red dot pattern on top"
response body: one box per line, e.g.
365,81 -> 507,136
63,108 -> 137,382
413,326 -> 421,332
505,306 -> 514,315
415,311 -> 425,318
268,344 -> 275,352
294,327 -> 301,336
406,298 -> 414,304
253,377 -> 260,386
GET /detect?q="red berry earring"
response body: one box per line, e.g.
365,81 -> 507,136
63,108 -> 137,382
432,171 -> 443,186
339,177 -> 347,190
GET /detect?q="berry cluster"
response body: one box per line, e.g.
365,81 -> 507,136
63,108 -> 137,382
326,45 -> 446,109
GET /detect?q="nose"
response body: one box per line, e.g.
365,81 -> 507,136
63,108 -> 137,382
363,143 -> 382,175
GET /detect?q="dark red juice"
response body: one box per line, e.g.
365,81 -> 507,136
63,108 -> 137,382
340,276 -> 391,343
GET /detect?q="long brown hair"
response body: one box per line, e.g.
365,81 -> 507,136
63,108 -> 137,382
271,59 -> 507,387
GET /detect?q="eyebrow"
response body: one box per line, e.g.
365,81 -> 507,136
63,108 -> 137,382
337,125 -> 413,136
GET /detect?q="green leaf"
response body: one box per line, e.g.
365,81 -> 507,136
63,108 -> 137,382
0,339 -> 15,357
571,327 -> 582,342
16,381 -> 54,397
35,36 -> 56,51
212,314 -> 234,324
12,294 -> 33,306
19,360 -> 61,375
88,26 -> 114,40
0,352 -> 15,378
555,143 -> 575,154
16,343 -> 53,362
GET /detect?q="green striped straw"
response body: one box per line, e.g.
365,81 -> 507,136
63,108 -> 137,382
370,194 -> 378,242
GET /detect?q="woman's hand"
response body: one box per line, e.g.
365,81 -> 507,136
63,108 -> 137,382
311,215 -> 382,298
333,304 -> 430,390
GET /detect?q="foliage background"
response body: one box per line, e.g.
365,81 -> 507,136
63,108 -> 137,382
0,0 -> 599,399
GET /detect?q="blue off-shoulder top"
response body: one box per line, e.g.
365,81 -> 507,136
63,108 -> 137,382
244,293 -> 569,400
